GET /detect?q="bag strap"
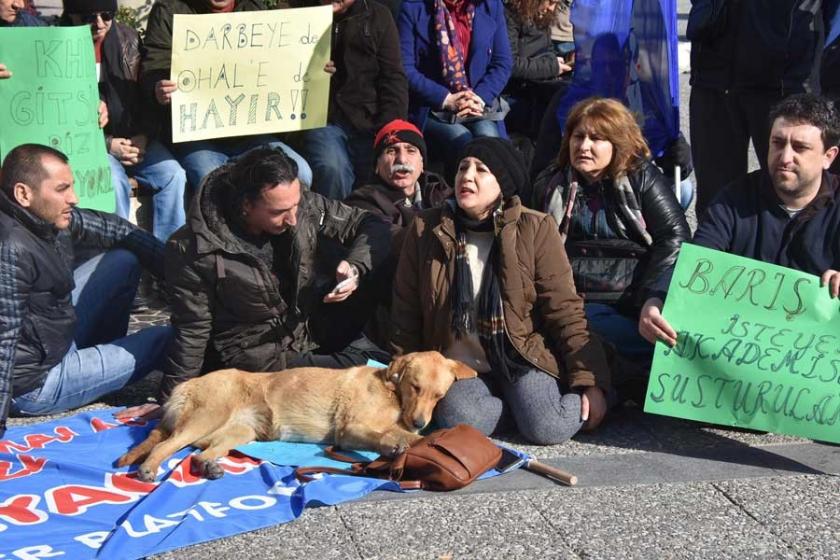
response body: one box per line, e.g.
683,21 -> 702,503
323,446 -> 375,465
294,465 -> 422,490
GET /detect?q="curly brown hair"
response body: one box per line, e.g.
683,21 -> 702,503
506,0 -> 556,29
555,97 -> 651,179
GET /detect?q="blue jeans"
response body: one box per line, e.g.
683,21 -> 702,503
676,177 -> 695,210
300,123 -> 374,199
110,140 -> 187,242
424,114 -> 502,172
12,250 -> 174,416
172,134 -> 313,190
584,302 -> 652,359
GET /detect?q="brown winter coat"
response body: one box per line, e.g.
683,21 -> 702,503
391,197 -> 610,390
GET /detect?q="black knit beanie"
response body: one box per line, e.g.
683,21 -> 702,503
456,138 -> 528,200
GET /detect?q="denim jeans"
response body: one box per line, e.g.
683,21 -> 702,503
584,302 -> 653,359
171,134 -> 313,190
300,123 -> 374,199
12,249 -> 174,416
110,140 -> 187,242
424,114 -> 502,173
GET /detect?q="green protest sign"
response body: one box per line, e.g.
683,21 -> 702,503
0,26 -> 113,212
644,243 -> 840,444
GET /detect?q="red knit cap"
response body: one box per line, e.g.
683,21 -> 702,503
373,119 -> 427,162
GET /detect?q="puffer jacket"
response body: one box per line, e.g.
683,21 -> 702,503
0,192 -> 163,435
160,163 -> 390,400
391,197 -> 610,390
99,22 -> 153,140
531,160 -> 690,314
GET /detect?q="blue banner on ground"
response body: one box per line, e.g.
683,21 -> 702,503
0,409 -> 522,559
560,0 -> 679,156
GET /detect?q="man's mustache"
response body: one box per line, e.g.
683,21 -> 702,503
390,163 -> 415,175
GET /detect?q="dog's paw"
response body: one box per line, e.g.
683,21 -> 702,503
136,465 -> 157,483
192,457 -> 225,480
378,433 -> 420,457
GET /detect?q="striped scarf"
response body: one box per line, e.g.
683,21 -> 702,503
451,205 -> 529,383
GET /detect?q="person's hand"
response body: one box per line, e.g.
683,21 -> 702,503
0,63 -> 11,79
98,100 -> 109,128
580,386 -> 607,431
821,269 -> 840,298
556,56 -> 573,76
155,79 -> 177,105
323,60 -> 336,75
130,134 -> 148,163
656,132 -> 693,179
323,260 -> 359,303
638,297 -> 677,346
442,90 -> 472,112
454,91 -> 484,117
109,137 -> 142,166
114,402 -> 162,421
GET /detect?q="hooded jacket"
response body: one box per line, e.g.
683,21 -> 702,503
160,163 -> 390,399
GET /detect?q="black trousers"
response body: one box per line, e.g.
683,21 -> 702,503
690,86 -> 783,213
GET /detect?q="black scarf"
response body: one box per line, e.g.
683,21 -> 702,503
450,204 -> 529,383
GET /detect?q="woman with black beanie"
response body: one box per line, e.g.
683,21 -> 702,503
391,137 -> 611,444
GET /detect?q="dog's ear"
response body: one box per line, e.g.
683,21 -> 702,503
382,355 -> 410,391
448,359 -> 478,380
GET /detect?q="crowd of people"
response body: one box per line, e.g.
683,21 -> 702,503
1,0 -> 839,451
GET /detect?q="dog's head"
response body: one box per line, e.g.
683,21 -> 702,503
380,351 -> 477,431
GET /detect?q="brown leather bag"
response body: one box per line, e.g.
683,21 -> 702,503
295,424 -> 502,491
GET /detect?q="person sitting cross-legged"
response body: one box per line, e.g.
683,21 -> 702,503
0,144 -> 174,438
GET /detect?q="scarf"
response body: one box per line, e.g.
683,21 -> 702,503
450,204 -> 529,383
434,0 -> 474,92
544,167 -> 653,245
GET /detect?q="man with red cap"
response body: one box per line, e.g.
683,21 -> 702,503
345,119 -> 452,346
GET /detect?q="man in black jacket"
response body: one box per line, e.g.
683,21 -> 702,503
298,0 -> 408,199
116,146 -> 390,419
640,94 -> 840,345
0,144 -> 173,437
688,0 -> 825,212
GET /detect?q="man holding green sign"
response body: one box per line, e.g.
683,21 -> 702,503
637,93 -> 840,442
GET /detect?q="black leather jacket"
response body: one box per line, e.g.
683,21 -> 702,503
532,160 -> 690,314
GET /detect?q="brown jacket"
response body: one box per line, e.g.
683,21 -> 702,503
391,197 -> 610,390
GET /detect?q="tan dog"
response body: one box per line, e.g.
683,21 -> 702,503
117,351 -> 477,481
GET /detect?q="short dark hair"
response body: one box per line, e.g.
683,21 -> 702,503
226,146 -> 299,212
769,94 -> 840,149
0,144 -> 69,199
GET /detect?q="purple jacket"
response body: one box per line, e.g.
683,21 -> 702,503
398,0 -> 512,129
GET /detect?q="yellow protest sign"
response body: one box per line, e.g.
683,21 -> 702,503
170,6 -> 332,143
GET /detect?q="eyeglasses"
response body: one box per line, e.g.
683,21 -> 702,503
75,11 -> 114,23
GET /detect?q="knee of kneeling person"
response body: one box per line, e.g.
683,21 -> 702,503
515,406 -> 583,446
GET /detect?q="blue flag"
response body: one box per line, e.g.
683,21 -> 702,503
557,0 -> 680,157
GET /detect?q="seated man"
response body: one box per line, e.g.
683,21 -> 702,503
61,0 -> 187,242
119,146 -> 390,417
346,119 -> 451,243
639,94 -> 840,346
299,0 -> 408,200
140,0 -> 312,189
345,119 -> 452,344
0,144 -> 173,438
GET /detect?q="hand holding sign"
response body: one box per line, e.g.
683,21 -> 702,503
639,296 -> 677,347
820,269 -> 840,298
0,63 -> 10,79
156,79 -> 178,105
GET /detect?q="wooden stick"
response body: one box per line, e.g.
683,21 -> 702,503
525,459 -> 578,486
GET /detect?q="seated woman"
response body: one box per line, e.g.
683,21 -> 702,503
531,97 -> 690,363
503,0 -> 572,139
398,0 -> 513,172
391,137 -> 611,445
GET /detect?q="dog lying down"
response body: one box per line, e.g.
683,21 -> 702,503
117,351 -> 477,482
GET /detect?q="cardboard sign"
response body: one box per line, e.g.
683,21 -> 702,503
170,6 -> 332,143
0,27 -> 114,212
644,243 -> 840,444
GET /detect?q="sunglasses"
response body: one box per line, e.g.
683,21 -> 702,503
75,11 -> 114,23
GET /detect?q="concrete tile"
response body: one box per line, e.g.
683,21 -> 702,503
715,475 -> 840,558
152,505 -> 360,560
530,482 -> 797,560
339,492 -> 578,559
